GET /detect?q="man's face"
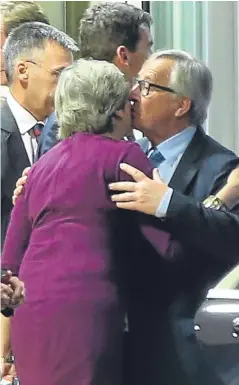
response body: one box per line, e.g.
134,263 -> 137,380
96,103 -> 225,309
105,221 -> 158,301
127,26 -> 153,79
130,58 -> 182,138
0,20 -> 8,85
19,41 -> 73,120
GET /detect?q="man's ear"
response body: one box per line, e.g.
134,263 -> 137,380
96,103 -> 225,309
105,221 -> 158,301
175,98 -> 192,118
114,45 -> 130,68
16,61 -> 29,83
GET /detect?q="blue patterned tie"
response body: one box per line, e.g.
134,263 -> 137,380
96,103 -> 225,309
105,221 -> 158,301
148,148 -> 164,168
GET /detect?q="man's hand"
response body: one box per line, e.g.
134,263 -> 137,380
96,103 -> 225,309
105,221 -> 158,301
216,167 -> 239,208
109,163 -> 169,215
12,167 -> 31,205
8,277 -> 25,308
1,272 -> 25,310
1,271 -> 13,310
1,284 -> 14,310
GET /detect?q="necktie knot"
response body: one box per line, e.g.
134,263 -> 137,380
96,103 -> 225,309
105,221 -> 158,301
147,147 -> 164,167
30,123 -> 44,142
28,123 -> 44,163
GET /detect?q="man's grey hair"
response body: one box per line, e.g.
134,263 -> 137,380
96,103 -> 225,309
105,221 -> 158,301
150,49 -> 213,126
4,21 -> 79,83
55,59 -> 130,138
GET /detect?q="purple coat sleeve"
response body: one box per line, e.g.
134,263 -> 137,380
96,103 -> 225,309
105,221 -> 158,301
117,143 -> 183,261
1,189 -> 32,274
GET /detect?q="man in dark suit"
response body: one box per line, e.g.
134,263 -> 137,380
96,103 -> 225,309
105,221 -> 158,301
108,49 -> 239,385
1,22 -> 78,247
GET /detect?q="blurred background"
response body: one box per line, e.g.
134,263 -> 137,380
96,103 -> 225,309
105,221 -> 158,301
36,1 -> 239,155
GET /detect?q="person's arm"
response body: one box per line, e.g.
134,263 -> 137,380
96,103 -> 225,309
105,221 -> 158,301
204,167 -> 239,209
0,315 -> 16,379
109,163 -> 239,261
116,144 -> 183,260
166,190 -> 239,261
2,182 -> 32,274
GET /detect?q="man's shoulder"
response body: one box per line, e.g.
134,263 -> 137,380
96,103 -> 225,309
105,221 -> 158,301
0,100 -> 17,133
203,132 -> 238,160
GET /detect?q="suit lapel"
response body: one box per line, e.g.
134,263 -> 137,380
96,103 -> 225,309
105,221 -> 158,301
1,101 -> 30,177
169,127 -> 206,193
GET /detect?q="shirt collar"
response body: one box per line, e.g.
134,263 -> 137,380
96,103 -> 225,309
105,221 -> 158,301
7,92 -> 45,135
148,126 -> 197,162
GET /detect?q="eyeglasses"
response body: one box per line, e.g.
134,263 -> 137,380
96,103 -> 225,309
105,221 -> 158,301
25,60 -> 63,78
134,77 -> 177,97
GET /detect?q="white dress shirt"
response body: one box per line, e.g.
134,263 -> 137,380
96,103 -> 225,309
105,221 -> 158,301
7,92 -> 44,165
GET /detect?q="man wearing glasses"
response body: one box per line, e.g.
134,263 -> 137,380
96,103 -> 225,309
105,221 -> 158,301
1,21 -> 78,248
109,50 -> 239,385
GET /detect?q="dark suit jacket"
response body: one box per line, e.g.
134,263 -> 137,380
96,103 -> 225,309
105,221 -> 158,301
1,101 -> 30,248
38,112 -> 59,157
126,127 -> 239,385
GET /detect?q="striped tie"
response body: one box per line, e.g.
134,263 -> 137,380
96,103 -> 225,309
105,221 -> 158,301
28,123 -> 44,162
147,147 -> 164,168
30,123 -> 44,143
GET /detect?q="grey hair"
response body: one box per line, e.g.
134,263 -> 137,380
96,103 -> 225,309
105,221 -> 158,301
55,59 -> 130,138
150,49 -> 213,126
4,21 -> 79,83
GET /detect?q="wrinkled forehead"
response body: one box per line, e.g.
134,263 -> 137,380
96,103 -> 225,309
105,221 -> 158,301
139,57 -> 174,84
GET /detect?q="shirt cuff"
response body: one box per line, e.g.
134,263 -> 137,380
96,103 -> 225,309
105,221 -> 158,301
155,187 -> 173,218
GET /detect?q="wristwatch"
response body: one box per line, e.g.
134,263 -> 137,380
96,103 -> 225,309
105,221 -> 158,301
0,354 -> 14,364
203,195 -> 227,210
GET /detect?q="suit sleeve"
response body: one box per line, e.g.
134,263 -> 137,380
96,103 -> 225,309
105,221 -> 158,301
118,143 -> 183,260
166,190 -> 239,261
164,157 -> 239,261
1,188 -> 32,274
39,113 -> 59,157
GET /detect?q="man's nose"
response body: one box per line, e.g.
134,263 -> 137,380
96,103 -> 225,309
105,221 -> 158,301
129,83 -> 140,102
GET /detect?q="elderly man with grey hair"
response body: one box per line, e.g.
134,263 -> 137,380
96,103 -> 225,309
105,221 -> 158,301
109,49 -> 239,385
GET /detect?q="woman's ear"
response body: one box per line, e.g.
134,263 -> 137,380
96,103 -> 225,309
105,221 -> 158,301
113,109 -> 124,120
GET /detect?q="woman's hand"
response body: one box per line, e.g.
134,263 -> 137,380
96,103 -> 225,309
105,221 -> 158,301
12,166 -> 31,206
0,361 -> 17,380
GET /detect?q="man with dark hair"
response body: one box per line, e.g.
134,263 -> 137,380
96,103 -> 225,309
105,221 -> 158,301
79,2 -> 152,79
0,1 -> 50,86
40,1 -> 153,154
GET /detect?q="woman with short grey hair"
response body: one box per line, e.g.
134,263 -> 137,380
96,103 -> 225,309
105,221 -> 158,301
2,59 -> 180,385
55,59 -> 131,138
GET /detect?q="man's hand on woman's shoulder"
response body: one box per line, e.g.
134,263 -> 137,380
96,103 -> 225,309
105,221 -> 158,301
12,167 -> 31,206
